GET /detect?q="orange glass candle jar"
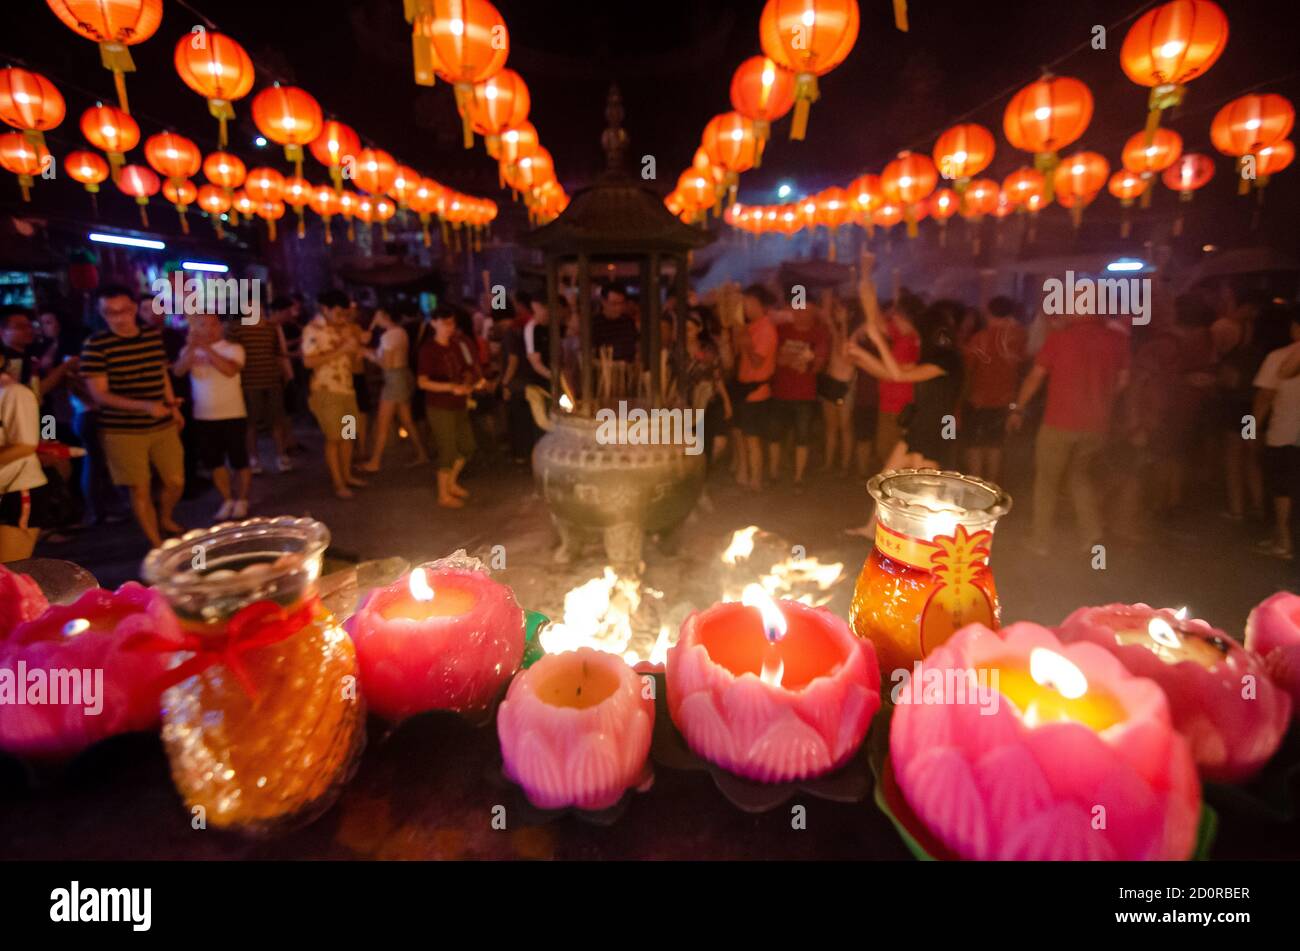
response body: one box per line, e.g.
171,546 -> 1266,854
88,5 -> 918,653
142,517 -> 365,835
850,469 -> 1011,676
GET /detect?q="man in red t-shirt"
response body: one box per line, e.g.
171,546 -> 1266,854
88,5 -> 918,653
963,296 -> 1027,483
876,302 -> 921,464
732,285 -> 779,490
770,298 -> 828,489
1010,316 -> 1130,552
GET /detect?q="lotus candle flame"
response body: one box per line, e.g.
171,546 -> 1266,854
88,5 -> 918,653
1028,647 -> 1088,700
1147,617 -> 1181,651
409,567 -> 434,602
741,583 -> 787,643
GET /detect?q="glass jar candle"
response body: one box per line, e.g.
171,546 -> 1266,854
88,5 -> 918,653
850,469 -> 1011,675
142,516 -> 366,835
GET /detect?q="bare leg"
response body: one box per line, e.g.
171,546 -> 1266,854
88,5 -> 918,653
0,525 -> 39,562
746,435 -> 764,489
448,456 -> 469,498
128,483 -> 162,548
324,441 -> 351,498
821,400 -> 838,472
236,466 -> 252,501
361,399 -> 397,471
768,440 -> 781,482
157,480 -> 185,535
212,466 -> 233,501
837,403 -> 853,472
794,445 -> 809,484
396,401 -> 430,462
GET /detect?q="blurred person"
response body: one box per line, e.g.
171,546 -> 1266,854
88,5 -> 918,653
731,284 -> 778,490
874,292 -> 922,466
819,295 -> 858,476
348,303 -> 376,460
174,314 -> 251,521
501,291 -> 540,463
360,307 -> 429,471
770,289 -> 828,490
303,289 -> 366,499
80,284 -> 186,549
418,306 -> 480,508
1250,304 -> 1300,559
0,366 -> 48,561
962,295 -> 1027,484
1009,315 -> 1130,555
232,297 -> 294,474
592,284 -> 639,362
681,307 -> 731,466
2,309 -> 76,398
1213,289 -> 1268,521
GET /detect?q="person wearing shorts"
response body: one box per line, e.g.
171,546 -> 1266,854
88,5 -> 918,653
962,296 -> 1027,484
303,290 -> 365,499
770,296 -> 828,489
732,285 -> 779,490
0,368 -> 48,561
417,307 -> 479,508
360,308 -> 429,472
174,314 -> 250,522
1253,307 -> 1300,559
80,285 -> 185,549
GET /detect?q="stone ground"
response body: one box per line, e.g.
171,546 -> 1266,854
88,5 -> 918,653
6,421 -> 1300,860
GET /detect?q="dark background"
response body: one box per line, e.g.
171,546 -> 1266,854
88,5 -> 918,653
2,0 -> 1299,245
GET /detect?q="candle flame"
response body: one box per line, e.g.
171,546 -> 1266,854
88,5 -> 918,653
721,525 -> 758,564
408,568 -> 435,603
1174,606 -> 1188,620
1028,647 -> 1087,700
742,583 -> 787,643
1147,617 -> 1182,651
559,393 -> 574,412
760,652 -> 785,687
62,618 -> 91,638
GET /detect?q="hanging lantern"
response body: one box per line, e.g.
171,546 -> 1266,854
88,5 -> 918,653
336,190 -> 359,241
0,133 -> 48,201
196,183 -> 232,236
1002,166 -> 1046,207
256,199 -> 286,242
1003,75 -> 1094,200
372,196 -> 397,242
677,168 -> 717,222
871,202 -> 903,231
407,177 -> 442,247
0,68 -> 65,150
1161,151 -> 1215,204
502,147 -> 553,195
497,121 -> 539,195
1121,0 -> 1229,140
231,188 -> 257,222
814,186 -> 852,259
80,103 -> 139,175
467,69 -> 530,158
958,178 -> 999,253
759,0 -> 860,140
308,120 -> 361,191
115,163 -> 159,226
932,123 -> 995,190
847,173 -> 882,233
245,166 -> 285,204
173,30 -> 255,148
202,150 -> 247,189
730,55 -> 797,166
701,112 -> 759,204
388,164 -> 421,211
426,0 -> 510,148
144,131 -> 202,189
162,178 -> 197,234
307,183 -> 341,244
1121,127 -> 1183,207
1108,169 -> 1148,236
773,204 -> 800,236
66,149 -> 109,210
1211,93 -> 1295,193
251,85 -> 323,176
1256,140 -> 1294,183
354,147 -> 398,196
282,174 -> 311,238
927,187 -> 958,246
881,150 -> 937,237
1054,150 -> 1110,227
45,0 -> 162,114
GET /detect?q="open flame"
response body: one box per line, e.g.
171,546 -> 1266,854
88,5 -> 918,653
721,525 -> 758,564
1028,647 -> 1088,700
559,393 -> 574,412
408,567 -> 435,602
539,567 -> 642,658
720,526 -> 843,607
742,583 -> 787,689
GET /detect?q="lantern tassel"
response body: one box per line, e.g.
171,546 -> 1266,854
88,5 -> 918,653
894,0 -> 909,30
213,219 -> 224,239
347,220 -> 356,242
1140,185 -> 1152,209
454,85 -> 475,149
137,200 -> 149,228
1172,213 -> 1184,236
268,219 -> 277,242
323,218 -> 333,244
18,175 -> 32,202
790,74 -> 818,141
297,209 -> 306,239
178,208 -> 190,235
99,42 -> 135,113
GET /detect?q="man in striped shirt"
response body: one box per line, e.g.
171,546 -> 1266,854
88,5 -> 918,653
80,284 -> 185,549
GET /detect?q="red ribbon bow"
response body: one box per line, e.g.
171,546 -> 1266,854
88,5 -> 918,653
126,597 -> 320,701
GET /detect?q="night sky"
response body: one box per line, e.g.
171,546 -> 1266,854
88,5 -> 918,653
3,0 -> 1299,245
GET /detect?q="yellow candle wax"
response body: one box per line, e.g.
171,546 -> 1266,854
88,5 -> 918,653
1114,617 -> 1228,670
988,648 -> 1126,732
534,654 -> 620,710
381,583 -> 478,621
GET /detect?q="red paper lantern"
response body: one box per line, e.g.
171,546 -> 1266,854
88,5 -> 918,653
1121,0 -> 1229,136
1211,93 -> 1295,193
66,149 -> 109,199
1161,152 -> 1215,196
115,163 -> 159,226
257,198 -> 286,241
80,103 -> 139,173
162,178 -> 197,233
848,173 -> 882,219
251,85 -> 323,173
244,166 -> 285,204
759,0 -> 860,140
928,187 -> 958,246
814,186 -> 852,229
196,183 -> 232,236
502,147 -> 553,195
202,150 -> 246,190
173,30 -> 255,147
425,0 -> 510,147
677,168 -> 717,220
1122,127 -> 1183,176
309,120 -> 361,190
0,133 -> 49,201
45,0 -> 162,113
1002,166 -> 1046,206
388,165 -> 421,207
407,177 -> 444,247
0,68 -> 65,149
1256,140 -> 1294,180
144,131 -> 202,184
354,147 -> 398,195
497,121 -> 539,166
283,174 -> 311,238
871,202 -> 903,229
730,56 -> 796,163
1004,75 -> 1094,198
231,188 -> 256,219
933,123 -> 995,184
1054,150 -> 1110,226
881,150 -> 937,236
702,112 -> 760,177
468,69 -> 530,154
959,178 -> 1000,219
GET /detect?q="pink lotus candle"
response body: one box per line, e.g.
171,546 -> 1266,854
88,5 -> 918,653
890,622 -> 1201,860
0,582 -> 182,761
1246,591 -> 1300,720
667,588 -> 880,783
347,561 -> 525,720
1059,603 -> 1291,783
0,564 -> 48,638
497,647 -> 653,810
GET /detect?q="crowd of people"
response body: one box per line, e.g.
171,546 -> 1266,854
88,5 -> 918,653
0,257 -> 1296,568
